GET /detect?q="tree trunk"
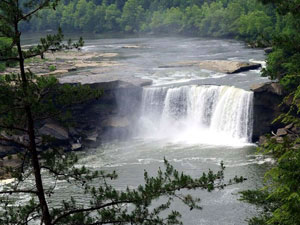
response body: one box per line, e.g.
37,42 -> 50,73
15,22 -> 53,225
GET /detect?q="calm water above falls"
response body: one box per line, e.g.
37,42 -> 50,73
74,37 -> 271,224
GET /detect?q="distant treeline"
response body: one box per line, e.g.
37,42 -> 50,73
21,0 -> 294,44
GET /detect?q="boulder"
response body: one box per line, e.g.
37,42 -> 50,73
39,123 -> 69,141
71,143 -> 82,151
250,82 -> 283,96
264,47 -> 273,54
277,128 -> 288,136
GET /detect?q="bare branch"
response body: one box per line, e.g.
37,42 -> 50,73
0,125 -> 27,133
0,190 -> 37,195
0,57 -> 20,62
0,135 -> 28,148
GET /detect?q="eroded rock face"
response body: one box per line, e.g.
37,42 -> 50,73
0,75 -> 150,161
61,77 -> 149,147
251,82 -> 287,141
159,60 -> 261,74
39,123 -> 69,141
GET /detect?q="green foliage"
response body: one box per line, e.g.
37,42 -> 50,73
120,0 -> 145,32
240,1 -> 300,224
48,65 -> 56,71
238,11 -> 273,40
0,37 -> 17,71
20,0 -> 293,44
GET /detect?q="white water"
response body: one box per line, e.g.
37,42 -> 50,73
138,85 -> 253,146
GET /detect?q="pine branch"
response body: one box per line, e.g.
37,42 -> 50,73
52,200 -> 133,225
19,1 -> 50,22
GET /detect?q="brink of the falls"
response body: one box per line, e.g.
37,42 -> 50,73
137,85 -> 253,146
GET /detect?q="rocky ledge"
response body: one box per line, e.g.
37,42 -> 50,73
159,60 -> 261,74
0,51 -> 122,77
0,74 -> 152,178
251,82 -> 288,142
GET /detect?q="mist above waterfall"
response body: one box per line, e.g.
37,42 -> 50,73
137,85 -> 253,146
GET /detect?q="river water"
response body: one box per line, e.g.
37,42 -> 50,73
20,36 -> 272,224
72,37 -> 271,224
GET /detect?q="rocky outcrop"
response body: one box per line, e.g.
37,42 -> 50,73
39,123 -> 69,141
259,123 -> 300,148
0,75 -> 151,158
57,75 -> 151,147
159,60 -> 261,74
251,82 -> 287,141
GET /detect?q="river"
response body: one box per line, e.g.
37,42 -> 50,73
73,37 -> 270,224
21,36 -> 273,224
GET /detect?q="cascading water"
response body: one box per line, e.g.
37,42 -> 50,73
138,85 -> 253,146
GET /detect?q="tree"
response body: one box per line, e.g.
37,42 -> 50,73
0,1 -> 245,225
240,1 -> 300,224
120,0 -> 145,32
104,4 -> 121,31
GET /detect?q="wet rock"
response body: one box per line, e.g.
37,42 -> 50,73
264,47 -> 273,54
59,73 -> 152,89
71,143 -> 82,151
277,128 -> 288,136
159,60 -> 261,74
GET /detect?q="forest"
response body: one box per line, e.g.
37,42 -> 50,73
21,0 -> 293,44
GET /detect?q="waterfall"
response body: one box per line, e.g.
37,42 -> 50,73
138,85 -> 253,145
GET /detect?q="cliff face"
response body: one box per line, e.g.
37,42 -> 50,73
251,82 -> 287,142
0,77 -> 151,159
